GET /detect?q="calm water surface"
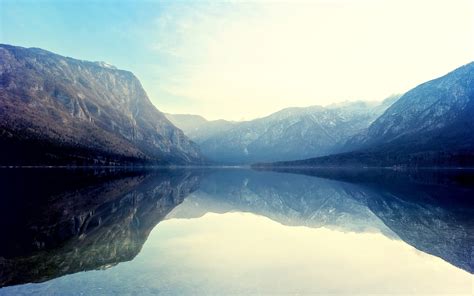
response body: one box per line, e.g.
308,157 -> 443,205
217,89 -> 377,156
0,168 -> 473,295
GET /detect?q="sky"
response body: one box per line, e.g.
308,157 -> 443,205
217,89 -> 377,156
1,0 -> 473,120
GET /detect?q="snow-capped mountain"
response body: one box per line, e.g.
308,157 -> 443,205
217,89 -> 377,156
266,62 -> 474,167
0,44 -> 203,165
351,62 -> 474,152
168,98 -> 397,164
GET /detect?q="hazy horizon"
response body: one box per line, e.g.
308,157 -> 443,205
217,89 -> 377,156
2,0 -> 473,120
165,95 -> 401,122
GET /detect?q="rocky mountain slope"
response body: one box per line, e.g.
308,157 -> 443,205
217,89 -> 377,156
264,62 -> 474,167
168,98 -> 398,164
0,44 -> 202,165
348,62 -> 474,152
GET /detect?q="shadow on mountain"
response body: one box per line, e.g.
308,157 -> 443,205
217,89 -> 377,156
0,168 -> 201,287
254,167 -> 474,274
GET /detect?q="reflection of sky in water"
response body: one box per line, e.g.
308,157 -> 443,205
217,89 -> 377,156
3,212 -> 472,295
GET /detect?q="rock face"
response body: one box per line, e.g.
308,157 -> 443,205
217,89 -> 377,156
168,98 -> 397,164
0,44 -> 202,165
351,62 -> 474,152
268,62 -> 474,167
0,169 -> 201,287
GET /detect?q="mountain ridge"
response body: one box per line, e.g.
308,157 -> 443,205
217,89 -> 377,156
167,98 -> 398,164
0,44 -> 203,166
258,62 -> 474,168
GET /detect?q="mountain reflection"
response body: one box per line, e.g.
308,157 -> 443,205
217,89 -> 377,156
0,168 -> 472,291
253,168 -> 474,274
169,169 -> 397,236
0,169 -> 201,287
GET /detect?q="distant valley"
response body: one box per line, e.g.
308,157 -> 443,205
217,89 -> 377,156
166,97 -> 398,164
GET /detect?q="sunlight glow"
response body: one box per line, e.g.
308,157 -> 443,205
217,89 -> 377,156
151,0 -> 474,120
1,0 -> 473,120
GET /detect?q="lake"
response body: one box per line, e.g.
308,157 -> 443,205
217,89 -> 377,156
0,168 -> 473,295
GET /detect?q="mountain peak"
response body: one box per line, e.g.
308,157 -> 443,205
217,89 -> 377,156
94,61 -> 118,69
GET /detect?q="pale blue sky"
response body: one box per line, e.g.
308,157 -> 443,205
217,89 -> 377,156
1,0 -> 473,120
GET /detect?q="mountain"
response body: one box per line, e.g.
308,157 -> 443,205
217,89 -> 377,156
0,44 -> 202,165
164,113 -> 236,143
0,169 -> 201,287
170,98 -> 397,164
262,62 -> 474,167
348,62 -> 474,152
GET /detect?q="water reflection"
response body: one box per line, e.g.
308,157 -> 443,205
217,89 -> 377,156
170,169 -> 398,236
0,168 -> 473,295
257,168 -> 474,274
0,169 -> 201,287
